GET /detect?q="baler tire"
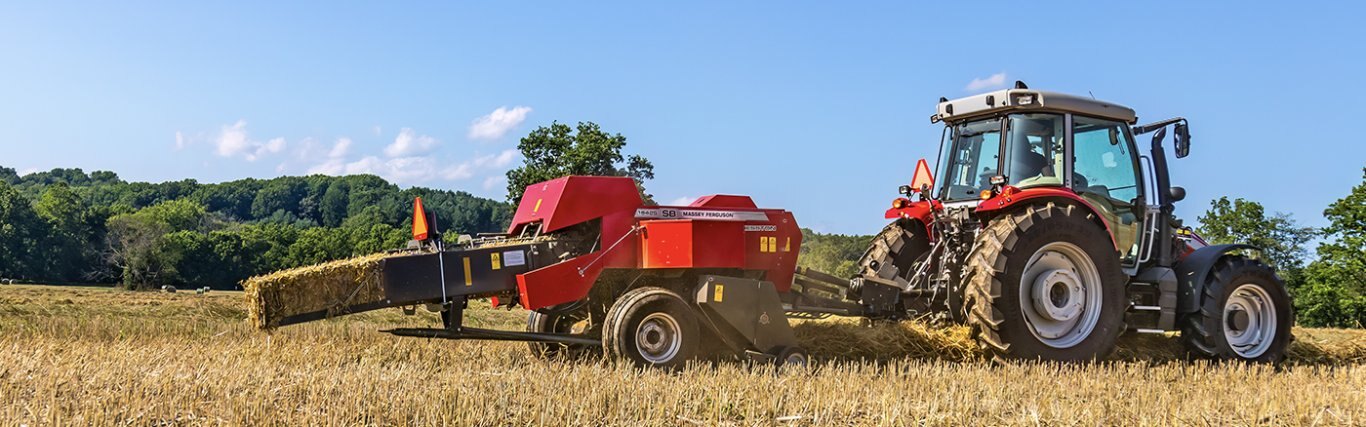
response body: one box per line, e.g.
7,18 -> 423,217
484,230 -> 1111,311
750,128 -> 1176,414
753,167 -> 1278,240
602,286 -> 700,370
961,201 -> 1126,362
775,346 -> 809,370
1180,256 -> 1293,363
526,306 -> 592,359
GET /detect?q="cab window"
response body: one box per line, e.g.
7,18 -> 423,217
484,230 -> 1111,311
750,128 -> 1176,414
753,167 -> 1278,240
1072,116 -> 1140,202
1005,113 -> 1066,189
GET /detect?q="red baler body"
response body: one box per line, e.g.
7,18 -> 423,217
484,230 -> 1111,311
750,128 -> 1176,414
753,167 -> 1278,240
507,176 -> 802,310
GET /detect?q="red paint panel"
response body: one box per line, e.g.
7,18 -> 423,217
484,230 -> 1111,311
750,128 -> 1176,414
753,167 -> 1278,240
974,187 -> 1117,249
689,195 -> 758,209
639,220 -> 745,269
516,250 -> 606,311
507,176 -> 642,234
741,210 -> 803,293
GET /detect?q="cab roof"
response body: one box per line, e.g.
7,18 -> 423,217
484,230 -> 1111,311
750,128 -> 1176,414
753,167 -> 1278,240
934,88 -> 1137,124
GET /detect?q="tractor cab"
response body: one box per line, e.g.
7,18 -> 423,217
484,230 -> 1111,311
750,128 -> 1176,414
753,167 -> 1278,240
928,86 -> 1147,270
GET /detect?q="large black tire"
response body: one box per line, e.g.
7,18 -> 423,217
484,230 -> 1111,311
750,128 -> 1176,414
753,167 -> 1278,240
526,304 -> 593,359
962,202 -> 1127,361
1181,256 -> 1293,363
602,287 -> 700,369
858,219 -> 930,283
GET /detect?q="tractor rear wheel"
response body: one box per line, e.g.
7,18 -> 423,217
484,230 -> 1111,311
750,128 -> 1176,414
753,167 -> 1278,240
527,303 -> 593,359
602,287 -> 700,369
962,202 -> 1126,361
1180,256 -> 1292,363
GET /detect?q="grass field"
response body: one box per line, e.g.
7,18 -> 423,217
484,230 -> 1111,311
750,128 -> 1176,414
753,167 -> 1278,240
2,284 -> 1365,426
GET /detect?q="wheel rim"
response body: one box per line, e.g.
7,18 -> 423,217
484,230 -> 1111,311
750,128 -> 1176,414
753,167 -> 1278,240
1224,283 -> 1277,358
784,352 -> 808,367
635,312 -> 682,364
1018,241 -> 1103,348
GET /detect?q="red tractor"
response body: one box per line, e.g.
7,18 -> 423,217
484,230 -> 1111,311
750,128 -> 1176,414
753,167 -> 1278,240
859,81 -> 1293,362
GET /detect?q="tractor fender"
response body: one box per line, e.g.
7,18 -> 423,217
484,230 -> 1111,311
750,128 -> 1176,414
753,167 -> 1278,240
1173,244 -> 1257,314
884,199 -> 938,237
973,187 -> 1118,250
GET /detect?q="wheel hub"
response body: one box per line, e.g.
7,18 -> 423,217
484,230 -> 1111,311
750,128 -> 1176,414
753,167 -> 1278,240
1223,284 -> 1277,358
1018,242 -> 1103,347
635,312 -> 682,363
1032,269 -> 1084,323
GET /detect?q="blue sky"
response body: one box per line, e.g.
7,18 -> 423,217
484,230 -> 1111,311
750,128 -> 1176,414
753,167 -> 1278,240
2,2 -> 1363,235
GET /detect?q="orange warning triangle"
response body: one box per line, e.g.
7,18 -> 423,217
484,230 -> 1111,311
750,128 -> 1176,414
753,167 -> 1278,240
412,197 -> 430,241
910,158 -> 934,192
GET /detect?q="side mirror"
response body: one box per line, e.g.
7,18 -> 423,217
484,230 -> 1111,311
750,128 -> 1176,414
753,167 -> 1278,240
1168,186 -> 1186,202
1174,123 -> 1191,158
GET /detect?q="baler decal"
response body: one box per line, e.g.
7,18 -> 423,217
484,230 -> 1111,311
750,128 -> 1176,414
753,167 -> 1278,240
462,257 -> 472,286
714,283 -> 724,302
491,253 -> 501,270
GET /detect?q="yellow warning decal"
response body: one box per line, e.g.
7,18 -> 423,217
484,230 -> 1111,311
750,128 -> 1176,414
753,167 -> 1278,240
714,283 -> 724,302
533,198 -> 543,213
462,257 -> 472,286
783,237 -> 791,252
491,253 -> 501,270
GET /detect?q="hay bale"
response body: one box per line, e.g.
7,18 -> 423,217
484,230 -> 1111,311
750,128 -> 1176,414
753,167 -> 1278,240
162,285 -> 177,293
243,253 -> 391,329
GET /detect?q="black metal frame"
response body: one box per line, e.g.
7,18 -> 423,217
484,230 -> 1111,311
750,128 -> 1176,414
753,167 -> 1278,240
382,296 -> 601,346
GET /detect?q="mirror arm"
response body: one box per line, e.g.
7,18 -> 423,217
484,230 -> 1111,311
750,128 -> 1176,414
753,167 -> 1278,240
1132,117 -> 1187,135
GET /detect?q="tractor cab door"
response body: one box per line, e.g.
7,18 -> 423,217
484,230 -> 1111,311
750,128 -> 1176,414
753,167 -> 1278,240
1069,115 -> 1145,268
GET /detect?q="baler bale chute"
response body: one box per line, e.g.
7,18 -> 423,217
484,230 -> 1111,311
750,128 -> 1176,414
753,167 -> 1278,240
246,176 -> 865,367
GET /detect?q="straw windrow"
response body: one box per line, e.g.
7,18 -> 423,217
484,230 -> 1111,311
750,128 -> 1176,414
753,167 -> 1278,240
243,253 -> 392,329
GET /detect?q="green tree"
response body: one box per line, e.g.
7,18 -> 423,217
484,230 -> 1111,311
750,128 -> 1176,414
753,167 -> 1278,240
34,183 -> 94,281
104,199 -> 208,288
1197,196 -> 1316,282
0,182 -> 46,279
320,181 -> 350,227
504,121 -> 655,205
797,229 -> 872,279
1296,168 -> 1366,327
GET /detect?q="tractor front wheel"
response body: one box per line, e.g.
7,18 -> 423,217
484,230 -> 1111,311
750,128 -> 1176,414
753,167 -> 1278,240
602,287 -> 700,369
962,202 -> 1127,361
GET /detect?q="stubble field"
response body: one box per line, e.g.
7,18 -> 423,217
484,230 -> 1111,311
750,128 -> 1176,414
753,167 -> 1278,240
2,284 -> 1365,426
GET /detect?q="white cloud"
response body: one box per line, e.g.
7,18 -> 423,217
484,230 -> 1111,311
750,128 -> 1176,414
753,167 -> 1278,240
212,120 -> 287,162
174,132 -> 187,150
215,120 -> 252,158
482,175 -> 505,191
669,196 -> 696,206
474,149 -> 518,169
468,106 -> 532,141
384,128 -> 439,157
19,167 -> 41,176
442,163 -> 474,180
965,72 -> 1008,91
372,125 -> 382,136
329,138 -> 353,158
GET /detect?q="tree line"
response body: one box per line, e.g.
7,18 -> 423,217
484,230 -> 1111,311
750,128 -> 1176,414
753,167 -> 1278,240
0,166 -> 511,289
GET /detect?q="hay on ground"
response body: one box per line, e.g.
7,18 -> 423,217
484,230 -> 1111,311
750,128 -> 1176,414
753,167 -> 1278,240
243,253 -> 391,329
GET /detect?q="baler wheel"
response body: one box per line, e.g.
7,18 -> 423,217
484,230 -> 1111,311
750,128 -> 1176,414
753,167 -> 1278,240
962,202 -> 1126,361
1180,256 -> 1292,363
526,304 -> 593,359
775,346 -> 809,369
602,287 -> 700,369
